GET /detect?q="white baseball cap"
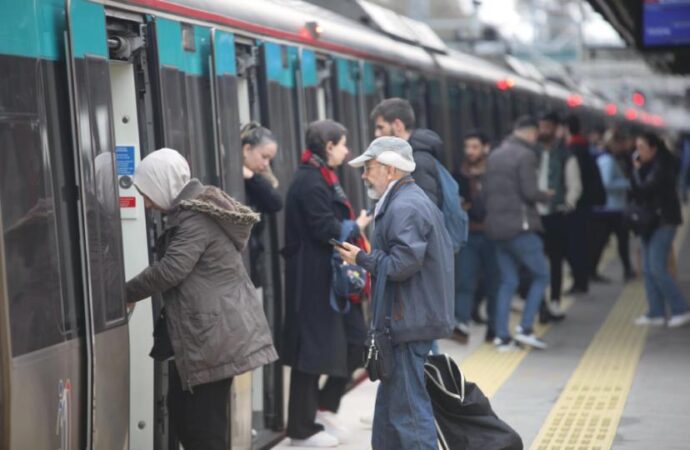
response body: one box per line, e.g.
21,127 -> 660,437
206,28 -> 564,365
348,136 -> 416,172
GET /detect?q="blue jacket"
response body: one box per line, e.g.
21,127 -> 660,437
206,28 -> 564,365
356,177 -> 455,343
596,152 -> 629,211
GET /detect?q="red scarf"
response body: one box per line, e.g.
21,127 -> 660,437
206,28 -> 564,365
568,135 -> 588,146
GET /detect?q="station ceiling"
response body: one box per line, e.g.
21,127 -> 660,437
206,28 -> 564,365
586,0 -> 690,75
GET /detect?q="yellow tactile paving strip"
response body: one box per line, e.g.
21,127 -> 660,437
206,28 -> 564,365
459,297 -> 574,399
530,209 -> 689,450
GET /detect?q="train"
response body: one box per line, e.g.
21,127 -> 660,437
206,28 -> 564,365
0,0 -> 661,449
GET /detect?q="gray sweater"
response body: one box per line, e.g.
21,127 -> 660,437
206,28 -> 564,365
483,136 -> 551,241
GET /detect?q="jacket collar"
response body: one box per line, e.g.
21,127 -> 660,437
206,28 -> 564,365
375,175 -> 415,219
171,178 -> 205,209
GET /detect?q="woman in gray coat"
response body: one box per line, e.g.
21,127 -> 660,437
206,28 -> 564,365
126,148 -> 278,450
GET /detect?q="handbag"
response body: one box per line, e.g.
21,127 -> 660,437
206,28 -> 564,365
424,354 -> 523,450
363,258 -> 395,382
149,308 -> 174,361
624,203 -> 660,238
329,227 -> 368,314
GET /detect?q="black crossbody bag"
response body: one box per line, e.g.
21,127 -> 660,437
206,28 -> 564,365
364,258 -> 395,382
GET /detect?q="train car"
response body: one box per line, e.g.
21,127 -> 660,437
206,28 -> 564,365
0,1 -> 662,449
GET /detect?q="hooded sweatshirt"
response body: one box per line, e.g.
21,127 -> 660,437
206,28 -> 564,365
408,128 -> 443,206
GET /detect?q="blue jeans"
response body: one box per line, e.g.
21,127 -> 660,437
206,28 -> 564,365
455,233 -> 498,331
372,340 -> 437,450
494,233 -> 550,339
642,226 -> 690,318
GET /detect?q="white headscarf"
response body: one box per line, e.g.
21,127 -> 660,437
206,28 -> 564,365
133,148 -> 191,211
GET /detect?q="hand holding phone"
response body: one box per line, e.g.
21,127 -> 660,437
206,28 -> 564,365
329,238 -> 347,249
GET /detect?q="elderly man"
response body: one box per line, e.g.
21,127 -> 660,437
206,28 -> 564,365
338,136 -> 454,450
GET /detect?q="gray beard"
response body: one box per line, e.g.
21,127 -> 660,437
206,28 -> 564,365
367,187 -> 381,200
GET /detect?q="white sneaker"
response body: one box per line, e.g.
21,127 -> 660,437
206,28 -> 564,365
493,337 -> 519,352
667,312 -> 690,328
290,430 -> 339,447
546,301 -> 566,318
633,315 -> 665,326
315,410 -> 349,442
514,327 -> 548,349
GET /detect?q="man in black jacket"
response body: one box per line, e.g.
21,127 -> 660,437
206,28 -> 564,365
370,98 -> 443,206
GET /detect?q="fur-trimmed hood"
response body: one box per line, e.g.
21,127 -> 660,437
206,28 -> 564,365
173,179 -> 260,251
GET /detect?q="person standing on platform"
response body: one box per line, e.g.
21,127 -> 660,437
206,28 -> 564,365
630,132 -> 690,328
338,136 -> 454,450
484,116 -> 553,351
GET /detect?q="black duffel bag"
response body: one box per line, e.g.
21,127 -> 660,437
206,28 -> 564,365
424,354 -> 523,450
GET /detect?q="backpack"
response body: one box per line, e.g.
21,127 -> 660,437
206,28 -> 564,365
435,160 -> 469,253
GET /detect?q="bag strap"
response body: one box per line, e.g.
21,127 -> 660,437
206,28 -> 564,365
328,221 -> 359,314
370,258 -> 392,330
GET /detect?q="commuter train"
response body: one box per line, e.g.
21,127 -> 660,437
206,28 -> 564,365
0,0 -> 659,449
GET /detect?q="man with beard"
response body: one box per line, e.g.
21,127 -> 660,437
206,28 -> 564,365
370,98 -> 444,206
537,112 -> 582,323
453,130 -> 498,343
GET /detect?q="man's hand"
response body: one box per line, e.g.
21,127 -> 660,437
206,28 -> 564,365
337,241 -> 362,265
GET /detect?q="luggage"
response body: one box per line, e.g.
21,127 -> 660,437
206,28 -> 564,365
424,354 -> 523,450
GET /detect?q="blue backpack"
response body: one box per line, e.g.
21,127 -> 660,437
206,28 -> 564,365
435,160 -> 469,253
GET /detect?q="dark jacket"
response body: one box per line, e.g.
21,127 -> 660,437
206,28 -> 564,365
408,128 -> 443,206
455,160 -> 488,232
630,152 -> 683,227
126,180 -> 278,391
567,135 -> 606,209
281,165 -> 366,377
245,174 -> 283,286
356,177 -> 455,343
483,136 -> 550,241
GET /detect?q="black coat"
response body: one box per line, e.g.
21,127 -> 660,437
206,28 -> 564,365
245,174 -> 283,286
281,165 -> 366,377
567,136 -> 606,209
630,152 -> 682,227
409,128 -> 443,206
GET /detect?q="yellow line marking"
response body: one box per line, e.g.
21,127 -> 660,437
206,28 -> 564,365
530,208 -> 689,450
459,297 -> 573,399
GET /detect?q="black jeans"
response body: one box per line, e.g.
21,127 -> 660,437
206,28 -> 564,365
590,211 -> 632,276
542,212 -> 567,302
168,363 -> 233,450
287,344 -> 362,439
566,209 -> 590,291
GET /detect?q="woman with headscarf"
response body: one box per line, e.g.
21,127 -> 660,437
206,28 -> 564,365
125,148 -> 278,450
629,133 -> 690,328
241,122 -> 283,286
282,120 -> 372,447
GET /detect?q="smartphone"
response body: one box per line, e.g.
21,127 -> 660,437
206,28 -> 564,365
329,238 -> 347,249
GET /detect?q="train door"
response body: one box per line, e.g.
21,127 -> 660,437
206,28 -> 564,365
65,0 -> 130,448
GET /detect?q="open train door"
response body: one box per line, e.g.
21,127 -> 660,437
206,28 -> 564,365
65,0 -> 130,448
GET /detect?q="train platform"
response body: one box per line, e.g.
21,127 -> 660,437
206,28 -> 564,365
274,209 -> 690,450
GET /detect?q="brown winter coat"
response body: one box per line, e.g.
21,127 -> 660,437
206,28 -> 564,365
127,179 -> 278,390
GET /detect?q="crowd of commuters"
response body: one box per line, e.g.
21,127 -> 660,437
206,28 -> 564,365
122,95 -> 690,448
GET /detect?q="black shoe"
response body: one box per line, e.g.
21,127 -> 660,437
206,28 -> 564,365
484,328 -> 496,343
565,285 -> 588,295
624,270 -> 637,282
451,323 -> 469,344
471,310 -> 487,325
590,273 -> 611,283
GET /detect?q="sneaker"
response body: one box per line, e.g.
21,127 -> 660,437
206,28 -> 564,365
565,285 -> 588,296
290,431 -> 339,448
668,312 -> 690,328
452,323 -> 470,344
514,327 -> 548,349
493,337 -> 518,352
315,410 -> 349,442
633,315 -> 665,326
484,328 -> 496,343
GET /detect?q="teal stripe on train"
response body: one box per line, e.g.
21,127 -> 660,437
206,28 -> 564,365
156,17 -> 211,76
336,58 -> 357,95
362,62 -> 376,95
70,0 -> 108,58
214,30 -> 236,76
0,0 -> 65,60
301,49 -> 318,88
264,41 -> 297,88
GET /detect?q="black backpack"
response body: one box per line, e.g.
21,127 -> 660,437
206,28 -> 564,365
424,354 -> 523,450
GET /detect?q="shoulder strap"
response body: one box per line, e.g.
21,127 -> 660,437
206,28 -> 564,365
370,258 -> 392,330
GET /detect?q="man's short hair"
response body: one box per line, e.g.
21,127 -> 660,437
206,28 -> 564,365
370,98 -> 416,130
464,129 -> 489,146
514,115 -> 538,131
539,111 -> 562,125
565,114 -> 581,135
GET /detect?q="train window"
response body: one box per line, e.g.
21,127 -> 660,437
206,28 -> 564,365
407,74 -> 428,129
459,82 -> 476,133
1,119 -> 66,355
362,62 -> 385,140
